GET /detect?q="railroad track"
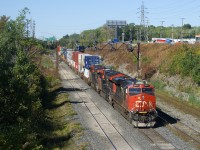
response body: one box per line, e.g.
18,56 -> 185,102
59,62 -> 200,150
138,128 -> 175,150
157,109 -> 200,149
59,64 -> 135,150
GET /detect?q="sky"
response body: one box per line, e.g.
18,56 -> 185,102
1,0 -> 200,39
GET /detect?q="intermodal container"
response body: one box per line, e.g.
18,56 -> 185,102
84,55 -> 101,69
74,51 -> 81,64
67,50 -> 73,64
84,68 -> 90,78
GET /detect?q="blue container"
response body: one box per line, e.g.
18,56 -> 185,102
84,56 -> 101,69
64,51 -> 67,59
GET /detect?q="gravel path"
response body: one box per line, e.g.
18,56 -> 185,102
59,62 -> 198,150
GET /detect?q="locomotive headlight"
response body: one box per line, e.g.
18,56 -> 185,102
142,95 -> 145,100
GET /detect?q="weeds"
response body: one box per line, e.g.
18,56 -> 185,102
151,81 -> 166,90
189,94 -> 200,107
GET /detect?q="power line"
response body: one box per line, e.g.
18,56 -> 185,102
181,18 -> 185,40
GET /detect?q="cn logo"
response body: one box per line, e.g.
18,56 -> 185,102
135,101 -> 147,107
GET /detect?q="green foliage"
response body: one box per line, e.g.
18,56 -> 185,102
151,81 -> 166,90
59,22 -> 200,45
168,45 -> 200,85
183,24 -> 192,29
187,94 -> 200,107
59,26 -> 115,47
0,8 -> 48,149
0,15 -> 9,32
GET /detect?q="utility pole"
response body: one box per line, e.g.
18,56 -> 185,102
171,24 -> 174,40
32,20 -> 35,39
122,32 -> 125,42
181,18 -> 185,40
56,41 -> 59,73
137,28 -> 139,42
129,29 -> 133,42
160,21 -> 165,38
137,43 -> 141,78
26,19 -> 30,38
146,20 -> 149,42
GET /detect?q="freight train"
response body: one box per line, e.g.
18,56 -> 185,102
60,48 -> 158,127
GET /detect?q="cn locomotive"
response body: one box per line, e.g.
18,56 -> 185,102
60,48 -> 157,127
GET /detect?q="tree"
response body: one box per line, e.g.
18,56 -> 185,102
0,8 -> 46,149
183,24 -> 192,29
0,15 -> 9,32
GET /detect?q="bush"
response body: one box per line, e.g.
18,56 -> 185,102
168,45 -> 200,85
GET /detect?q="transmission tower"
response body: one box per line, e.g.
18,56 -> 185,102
138,1 -> 148,41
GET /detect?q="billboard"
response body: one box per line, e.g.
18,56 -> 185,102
106,20 -> 127,28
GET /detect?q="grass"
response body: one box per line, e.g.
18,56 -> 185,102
188,94 -> 200,107
39,51 -> 86,149
151,81 -> 166,90
156,90 -> 200,119
152,79 -> 200,109
42,90 -> 86,150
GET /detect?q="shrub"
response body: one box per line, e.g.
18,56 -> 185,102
168,45 -> 200,85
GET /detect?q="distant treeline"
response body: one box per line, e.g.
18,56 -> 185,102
59,23 -> 200,47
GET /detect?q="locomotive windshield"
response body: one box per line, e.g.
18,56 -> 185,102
129,88 -> 141,96
129,87 -> 154,96
142,88 -> 154,95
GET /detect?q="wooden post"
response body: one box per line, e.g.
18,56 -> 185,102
137,42 -> 141,78
56,42 -> 59,73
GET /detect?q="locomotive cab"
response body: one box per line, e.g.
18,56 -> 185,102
126,82 -> 157,127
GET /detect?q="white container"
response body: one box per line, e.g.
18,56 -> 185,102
71,60 -> 75,69
69,60 -> 73,67
78,53 -> 83,65
78,64 -> 84,74
67,50 -> 73,62
84,68 -> 90,78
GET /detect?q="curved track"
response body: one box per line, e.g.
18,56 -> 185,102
59,61 -> 199,150
60,64 -> 135,150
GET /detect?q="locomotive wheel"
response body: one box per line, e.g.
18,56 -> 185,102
112,102 -> 115,108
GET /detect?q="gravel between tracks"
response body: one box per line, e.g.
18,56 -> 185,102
59,62 -> 197,150
157,98 -> 200,134
156,98 -> 200,150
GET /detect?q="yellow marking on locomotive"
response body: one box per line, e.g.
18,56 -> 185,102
139,112 -> 147,114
